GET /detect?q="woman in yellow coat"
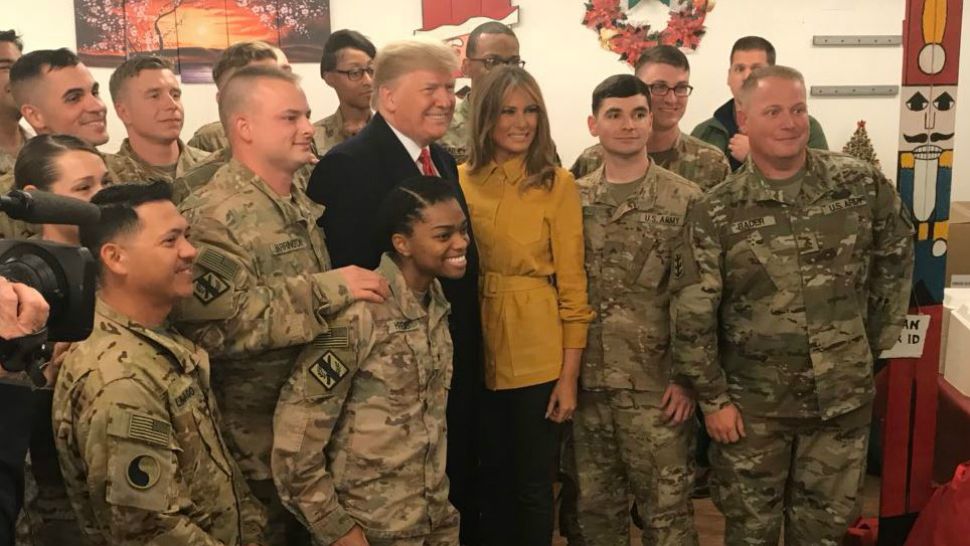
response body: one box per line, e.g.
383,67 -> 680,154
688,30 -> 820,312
459,65 -> 594,546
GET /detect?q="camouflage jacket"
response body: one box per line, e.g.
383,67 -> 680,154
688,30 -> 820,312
312,108 -> 371,157
187,121 -> 228,153
173,158 -> 351,481
439,96 -> 470,165
52,299 -> 266,546
669,149 -> 914,420
105,138 -> 210,185
171,147 -> 232,204
273,254 -> 456,543
0,125 -> 31,177
570,133 -> 730,191
579,163 -> 701,392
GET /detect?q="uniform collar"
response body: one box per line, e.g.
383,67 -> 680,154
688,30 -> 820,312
95,298 -> 201,374
118,138 -> 197,176
587,161 -> 659,216
223,158 -> 316,226
376,253 -> 451,325
742,149 -> 840,206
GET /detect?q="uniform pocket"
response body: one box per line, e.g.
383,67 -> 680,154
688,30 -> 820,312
631,239 -> 668,289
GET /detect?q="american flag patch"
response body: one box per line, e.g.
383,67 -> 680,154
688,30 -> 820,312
311,327 -> 349,350
127,413 -> 171,447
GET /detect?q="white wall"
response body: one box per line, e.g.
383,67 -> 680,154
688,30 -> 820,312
7,0 -> 969,196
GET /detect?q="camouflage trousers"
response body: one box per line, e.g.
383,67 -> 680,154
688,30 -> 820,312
367,513 -> 460,546
573,389 -> 697,546
711,403 -> 871,546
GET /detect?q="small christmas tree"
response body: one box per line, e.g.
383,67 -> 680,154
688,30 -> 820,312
843,120 -> 880,169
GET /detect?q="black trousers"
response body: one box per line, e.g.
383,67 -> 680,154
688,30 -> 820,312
0,383 -> 36,546
480,381 -> 559,546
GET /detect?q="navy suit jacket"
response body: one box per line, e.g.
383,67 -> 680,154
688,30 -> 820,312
306,113 -> 483,392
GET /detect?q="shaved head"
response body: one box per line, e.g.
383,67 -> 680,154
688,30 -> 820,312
218,65 -> 300,133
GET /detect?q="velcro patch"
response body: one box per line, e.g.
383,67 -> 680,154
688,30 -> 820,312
730,216 -> 776,234
173,385 -> 199,409
642,214 -> 683,227
127,412 -> 171,447
388,319 -> 419,335
311,326 -> 349,350
193,271 -> 229,305
126,454 -> 161,490
196,248 -> 240,281
272,237 -> 307,256
309,351 -> 349,390
822,197 -> 866,214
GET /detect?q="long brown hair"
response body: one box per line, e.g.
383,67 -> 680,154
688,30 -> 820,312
467,66 -> 557,192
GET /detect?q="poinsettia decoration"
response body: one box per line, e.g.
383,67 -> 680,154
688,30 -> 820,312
583,0 -> 716,65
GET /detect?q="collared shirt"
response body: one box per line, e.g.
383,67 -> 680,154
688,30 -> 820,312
460,158 -> 594,389
105,138 -> 210,185
273,254 -> 456,543
388,122 -> 437,176
312,108 -> 372,156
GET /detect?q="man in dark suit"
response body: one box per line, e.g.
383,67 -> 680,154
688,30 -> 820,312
306,40 -> 483,546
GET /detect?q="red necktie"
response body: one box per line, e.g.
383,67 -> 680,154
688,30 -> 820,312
418,147 -> 436,176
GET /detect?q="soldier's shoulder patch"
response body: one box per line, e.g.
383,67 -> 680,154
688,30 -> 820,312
196,247 -> 240,280
729,215 -> 776,234
308,351 -> 350,391
107,407 -> 172,448
193,270 -> 229,305
126,454 -> 162,490
311,326 -> 350,350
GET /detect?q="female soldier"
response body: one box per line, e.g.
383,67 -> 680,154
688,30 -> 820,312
459,66 -> 594,546
273,176 -> 469,546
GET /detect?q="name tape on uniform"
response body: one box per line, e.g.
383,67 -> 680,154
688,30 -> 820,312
880,314 -> 930,359
730,216 -> 776,234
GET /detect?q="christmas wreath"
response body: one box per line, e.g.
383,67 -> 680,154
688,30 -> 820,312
583,0 -> 716,66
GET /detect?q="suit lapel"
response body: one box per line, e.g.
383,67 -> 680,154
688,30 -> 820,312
371,114 -> 421,189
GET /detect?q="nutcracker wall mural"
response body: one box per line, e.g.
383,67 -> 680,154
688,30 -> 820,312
880,0 -> 962,535
73,0 -> 331,82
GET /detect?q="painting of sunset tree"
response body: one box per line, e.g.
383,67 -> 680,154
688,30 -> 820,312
74,0 -> 330,82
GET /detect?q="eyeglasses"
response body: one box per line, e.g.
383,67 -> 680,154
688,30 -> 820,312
332,67 -> 375,81
467,56 -> 526,70
647,83 -> 694,97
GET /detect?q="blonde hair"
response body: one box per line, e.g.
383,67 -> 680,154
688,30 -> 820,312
468,66 -> 556,192
218,65 -> 301,131
372,40 -> 459,109
212,41 -> 278,89
738,65 -> 805,106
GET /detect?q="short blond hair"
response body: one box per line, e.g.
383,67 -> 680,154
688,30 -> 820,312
218,65 -> 300,132
372,40 -> 458,109
212,41 -> 278,89
738,65 -> 805,106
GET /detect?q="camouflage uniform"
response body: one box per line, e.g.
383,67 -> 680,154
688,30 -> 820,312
574,163 -> 700,546
187,120 -> 229,153
0,172 -> 39,239
52,299 -> 267,545
439,96 -> 469,165
569,133 -> 730,191
312,108 -> 369,156
273,254 -> 459,545
669,149 -> 915,545
171,147 -> 231,204
104,138 -> 210,185
0,126 -> 31,177
174,158 -> 352,546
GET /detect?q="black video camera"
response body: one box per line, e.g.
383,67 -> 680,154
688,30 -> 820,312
0,190 -> 99,385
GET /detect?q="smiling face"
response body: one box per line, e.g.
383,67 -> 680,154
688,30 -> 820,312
899,85 -> 957,159
636,62 -> 687,132
115,68 -> 184,144
236,78 -> 316,171
738,76 -> 810,164
393,198 -> 469,283
0,41 -> 21,119
491,86 -> 539,163
589,94 -> 652,158
31,149 -> 108,244
22,63 -> 108,146
380,69 -> 456,147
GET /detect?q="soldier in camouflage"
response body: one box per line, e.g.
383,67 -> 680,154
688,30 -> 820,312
313,30 -> 375,156
0,30 -> 26,178
173,66 -> 389,546
571,46 -> 729,190
669,66 -> 914,546
274,176 -> 468,546
573,74 -> 699,546
440,21 -> 521,164
2,48 -> 115,240
187,42 -> 291,153
53,182 -> 267,545
105,56 -> 210,185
